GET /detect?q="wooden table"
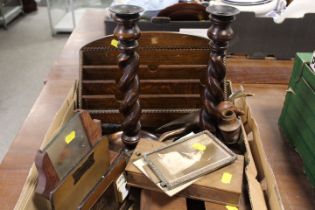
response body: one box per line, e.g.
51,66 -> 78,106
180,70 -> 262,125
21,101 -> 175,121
0,9 -> 314,210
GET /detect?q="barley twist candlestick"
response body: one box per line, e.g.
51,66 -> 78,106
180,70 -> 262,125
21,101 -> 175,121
110,5 -> 144,149
200,5 -> 239,134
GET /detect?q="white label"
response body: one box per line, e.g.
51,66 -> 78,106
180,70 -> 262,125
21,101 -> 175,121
115,173 -> 129,202
179,28 -> 208,39
158,151 -> 203,175
310,51 -> 315,72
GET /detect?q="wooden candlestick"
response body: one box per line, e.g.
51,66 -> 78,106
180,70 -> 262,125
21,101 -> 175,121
200,5 -> 239,133
110,5 -> 144,149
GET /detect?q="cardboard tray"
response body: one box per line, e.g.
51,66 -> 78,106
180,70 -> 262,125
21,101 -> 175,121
13,81 -> 284,210
15,31 -> 284,209
105,12 -> 315,60
236,94 -> 284,210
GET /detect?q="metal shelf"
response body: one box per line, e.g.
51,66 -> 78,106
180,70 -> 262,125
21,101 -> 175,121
0,0 -> 23,28
46,0 -> 112,35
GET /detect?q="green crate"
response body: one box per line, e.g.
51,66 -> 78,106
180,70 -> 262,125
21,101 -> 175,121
282,114 -> 315,186
279,52 -> 315,187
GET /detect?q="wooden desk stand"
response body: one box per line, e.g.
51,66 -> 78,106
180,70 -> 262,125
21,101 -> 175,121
35,111 -> 110,210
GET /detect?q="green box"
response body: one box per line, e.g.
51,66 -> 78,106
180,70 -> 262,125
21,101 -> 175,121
279,52 -> 315,186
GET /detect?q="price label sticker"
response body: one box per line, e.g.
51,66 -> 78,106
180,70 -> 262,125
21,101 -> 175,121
65,130 -> 76,144
116,173 -> 129,202
192,143 -> 206,151
226,205 -> 238,210
310,51 -> 315,72
111,39 -> 119,48
221,172 -> 233,184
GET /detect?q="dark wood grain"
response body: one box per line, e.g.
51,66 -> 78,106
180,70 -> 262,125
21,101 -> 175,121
111,5 -> 143,148
227,58 -> 292,84
91,112 -> 194,129
83,49 -> 210,65
157,2 -> 209,21
79,33 -> 213,129
82,65 -> 206,80
200,5 -> 239,133
80,110 -> 102,146
82,94 -> 200,109
140,190 -> 187,210
79,32 -> 293,132
82,79 -> 201,95
34,152 -> 60,198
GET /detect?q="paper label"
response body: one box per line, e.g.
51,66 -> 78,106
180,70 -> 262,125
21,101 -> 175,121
226,205 -> 238,210
310,51 -> 315,72
179,28 -> 208,39
111,39 -> 119,48
158,151 -> 202,175
65,130 -> 76,144
133,158 -> 198,197
116,173 -> 129,202
192,143 -> 206,151
221,172 -> 233,184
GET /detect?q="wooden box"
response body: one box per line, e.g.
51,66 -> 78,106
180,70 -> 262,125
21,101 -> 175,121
126,139 -> 244,206
279,52 -> 315,186
140,189 -> 249,210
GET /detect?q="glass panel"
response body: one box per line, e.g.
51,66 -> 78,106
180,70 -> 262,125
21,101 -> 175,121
223,0 -> 272,6
47,0 -> 113,34
43,112 -> 91,179
143,131 -> 236,190
47,0 -> 72,33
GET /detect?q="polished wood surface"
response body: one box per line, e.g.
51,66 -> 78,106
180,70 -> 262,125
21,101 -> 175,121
0,9 -> 313,210
111,5 -> 143,148
157,2 -> 208,21
79,33 -> 211,129
79,32 -> 291,130
140,190 -> 187,210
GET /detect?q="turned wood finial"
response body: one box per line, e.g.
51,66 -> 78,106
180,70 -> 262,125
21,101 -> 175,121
200,5 -> 239,134
110,5 -> 144,149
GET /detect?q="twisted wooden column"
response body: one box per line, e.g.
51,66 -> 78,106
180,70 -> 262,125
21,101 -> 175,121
200,5 -> 239,134
110,5 -> 144,149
